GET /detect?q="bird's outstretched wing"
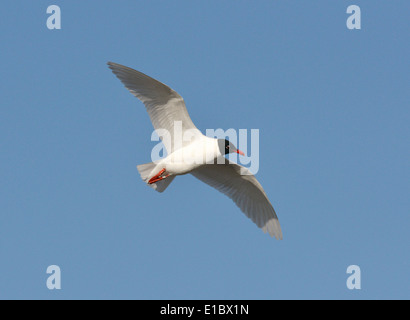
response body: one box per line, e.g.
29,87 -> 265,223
191,159 -> 282,239
108,62 -> 202,153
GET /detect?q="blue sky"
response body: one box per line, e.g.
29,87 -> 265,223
1,1 -> 409,299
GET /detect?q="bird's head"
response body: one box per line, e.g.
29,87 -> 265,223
218,139 -> 245,156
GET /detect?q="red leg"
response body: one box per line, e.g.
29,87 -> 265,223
148,174 -> 170,184
148,169 -> 168,184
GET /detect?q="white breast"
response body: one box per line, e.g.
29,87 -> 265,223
161,137 -> 220,175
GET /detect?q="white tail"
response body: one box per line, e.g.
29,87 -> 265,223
137,162 -> 175,193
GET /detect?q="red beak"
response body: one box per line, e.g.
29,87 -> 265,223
236,150 -> 245,156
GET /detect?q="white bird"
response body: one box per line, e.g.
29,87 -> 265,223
108,62 -> 283,239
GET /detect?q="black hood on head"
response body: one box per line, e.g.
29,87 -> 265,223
217,139 -> 238,155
